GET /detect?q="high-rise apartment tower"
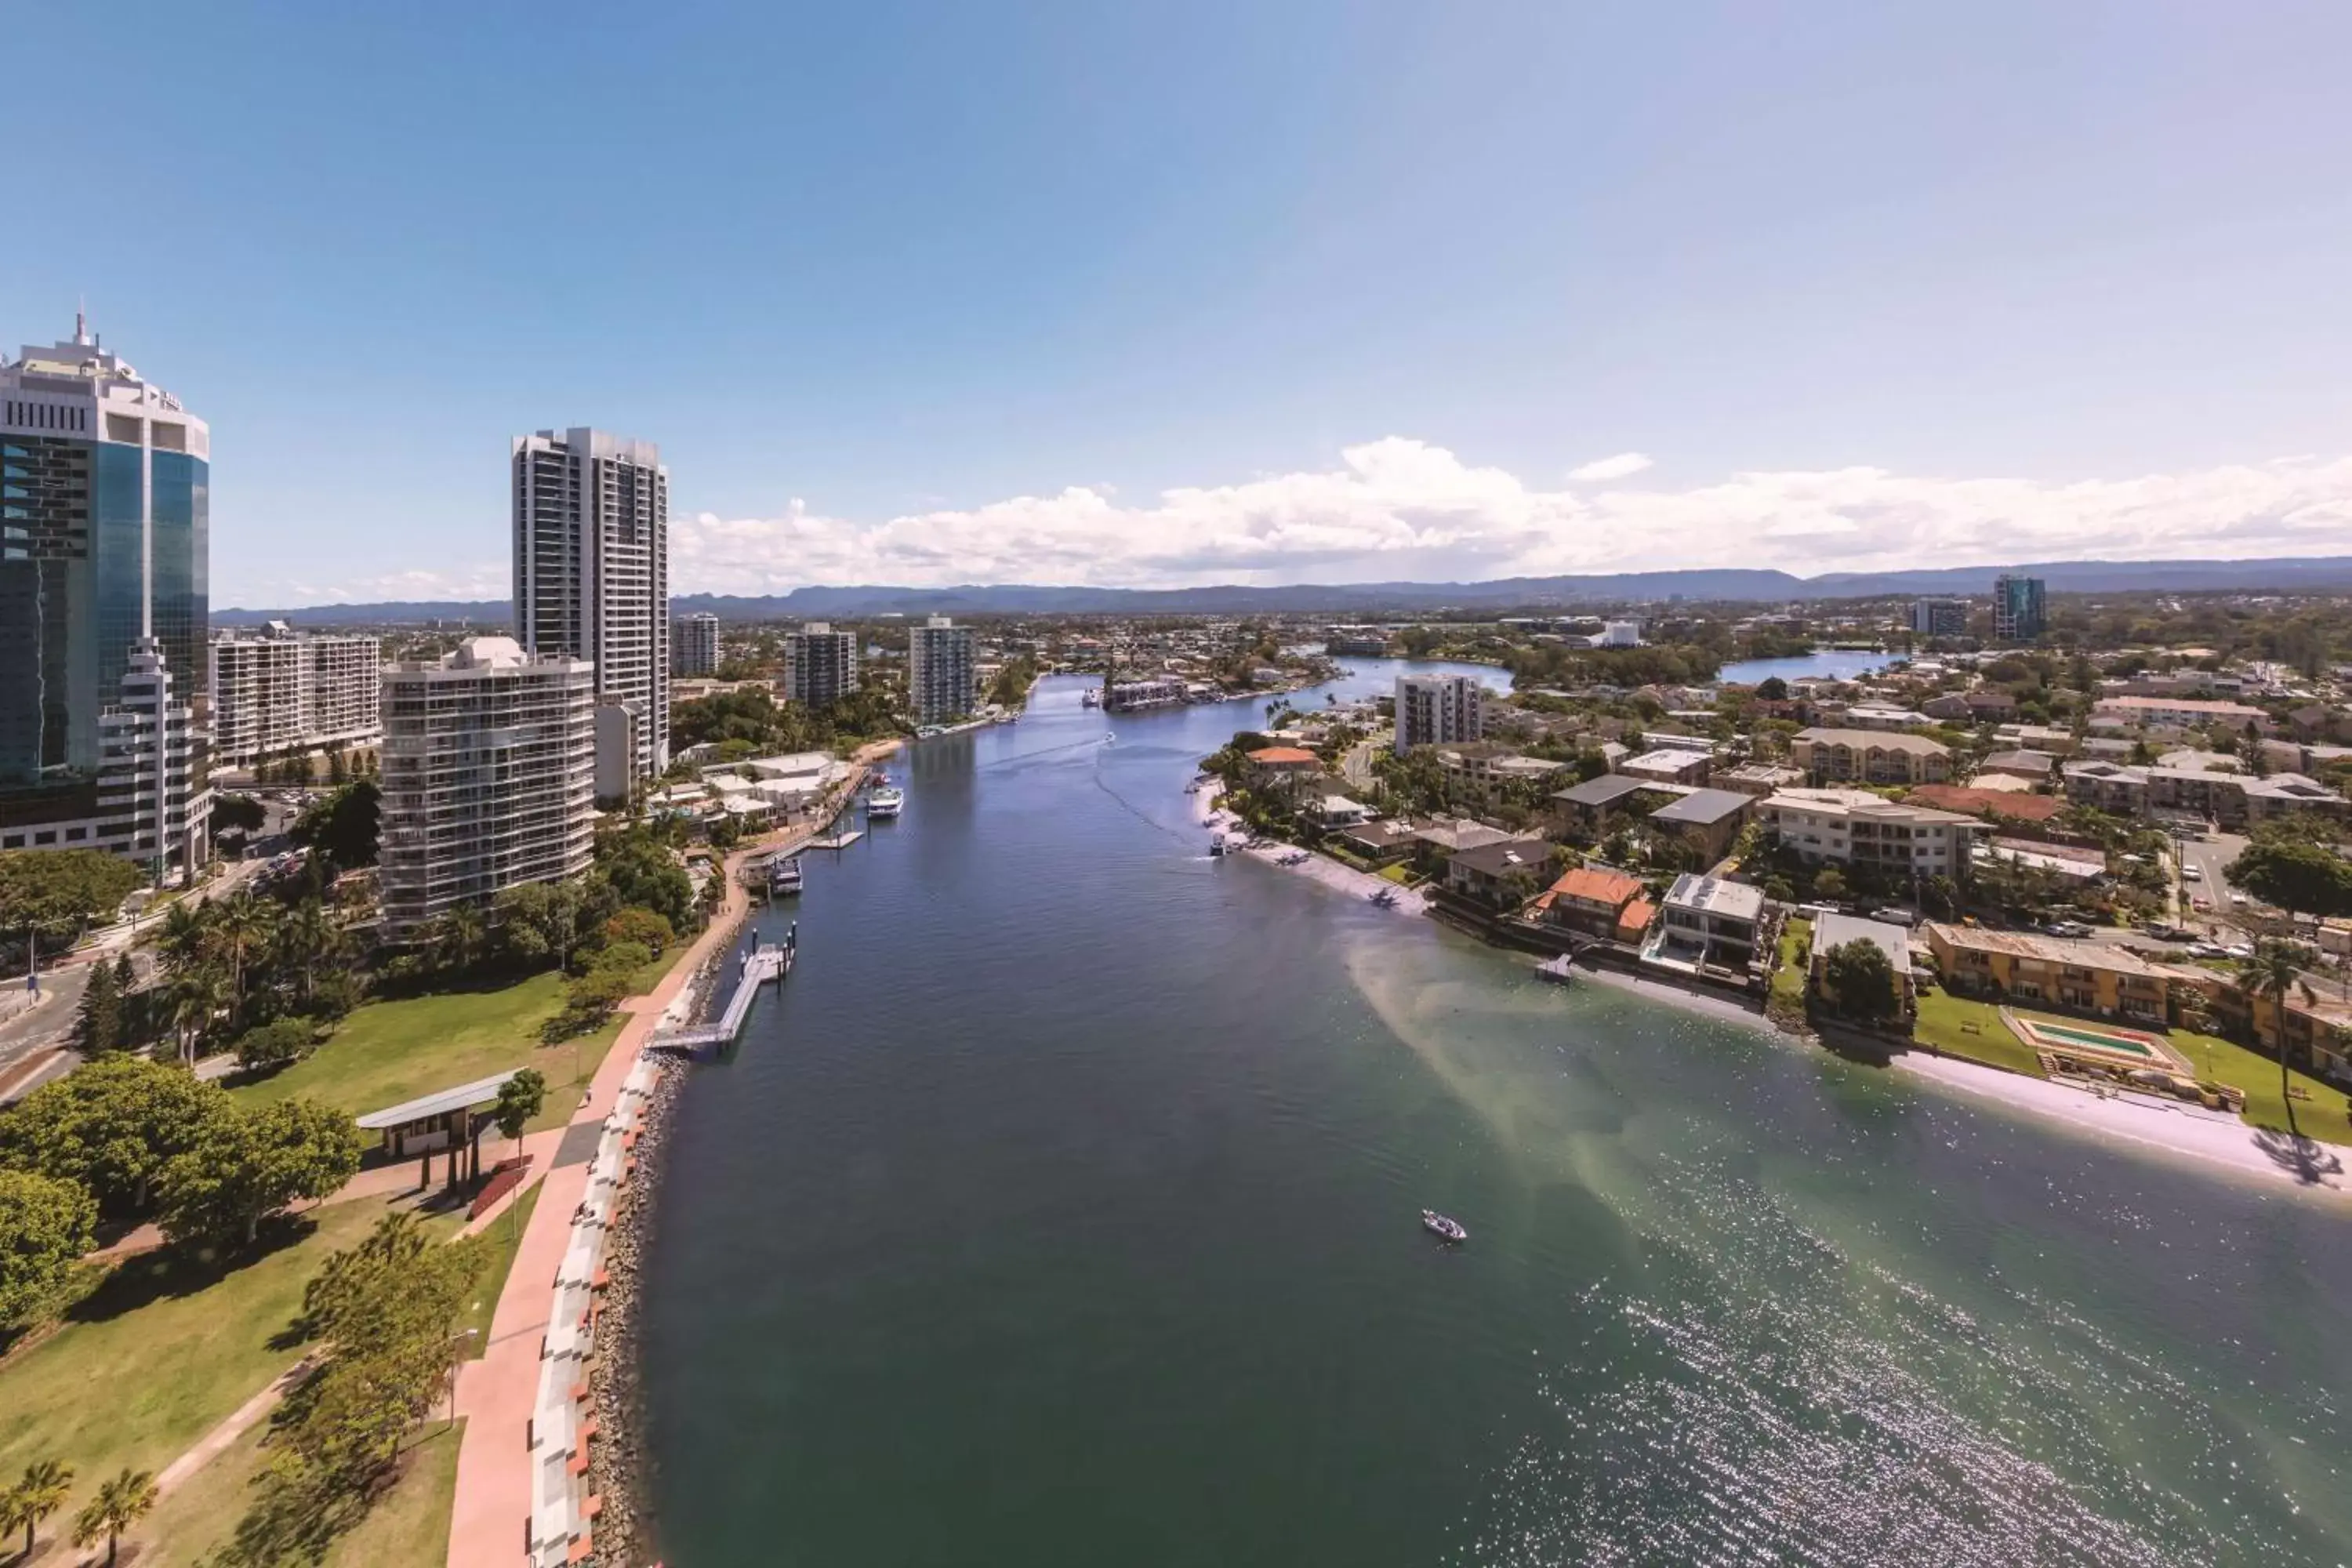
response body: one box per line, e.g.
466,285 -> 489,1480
673,612 -> 720,678
1991,575 -> 2046,642
512,429 -> 669,792
782,622 -> 859,707
907,616 -> 976,726
1394,674 -> 1486,756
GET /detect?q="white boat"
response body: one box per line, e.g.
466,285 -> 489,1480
866,785 -> 904,819
770,856 -> 804,895
1421,1209 -> 1468,1243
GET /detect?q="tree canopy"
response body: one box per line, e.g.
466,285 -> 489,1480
1820,938 -> 1901,1023
0,1055 -> 230,1215
0,1169 -> 98,1327
289,781 -> 381,872
155,1098 -> 360,1248
2227,837 -> 2352,920
0,851 -> 143,946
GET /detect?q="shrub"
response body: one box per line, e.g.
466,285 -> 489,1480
234,1018 -> 317,1072
600,907 -> 674,953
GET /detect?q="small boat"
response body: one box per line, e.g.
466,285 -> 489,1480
1421,1210 -> 1468,1243
770,856 -> 804,895
1208,836 -> 1225,857
866,786 -> 904,819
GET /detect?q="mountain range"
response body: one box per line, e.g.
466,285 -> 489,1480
212,554 -> 2352,626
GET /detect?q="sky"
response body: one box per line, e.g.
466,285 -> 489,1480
12,2 -> 2352,607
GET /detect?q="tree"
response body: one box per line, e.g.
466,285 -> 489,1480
211,793 -> 267,834
289,781 -> 381,872
599,907 -> 673,953
74,957 -> 123,1054
2234,938 -> 2312,1067
233,1017 -> 316,1072
590,826 -> 695,935
492,1069 -> 546,1160
1820,939 -> 1901,1023
426,903 -> 488,974
1813,867 -> 1850,902
169,961 -> 231,1066
156,1098 -> 361,1249
0,1055 -> 230,1215
0,849 -> 143,947
0,1171 -> 96,1327
212,892 -> 276,1016
71,1468 -> 156,1567
2227,836 -> 2352,927
1754,676 -> 1789,702
1,1459 -> 74,1560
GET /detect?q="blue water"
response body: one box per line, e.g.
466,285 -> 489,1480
1717,648 -> 1893,685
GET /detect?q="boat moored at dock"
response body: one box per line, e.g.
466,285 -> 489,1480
771,855 -> 804,895
866,784 -> 905,819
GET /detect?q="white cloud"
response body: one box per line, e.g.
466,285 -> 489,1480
1568,452 -> 1655,482
668,437 -> 2352,593
227,439 -> 2352,604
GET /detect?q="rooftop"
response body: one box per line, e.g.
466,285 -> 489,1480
1648,787 -> 1754,826
1795,728 -> 1951,756
1813,912 -> 1914,973
356,1069 -> 524,1131
1247,746 -> 1319,765
1552,773 -> 1661,808
1663,872 -> 1767,921
1545,866 -> 1646,906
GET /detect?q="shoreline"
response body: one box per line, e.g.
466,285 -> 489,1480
1192,779 -> 1429,917
1558,944 -> 2352,1202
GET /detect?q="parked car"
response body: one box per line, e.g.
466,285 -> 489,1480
2181,865 -> 2203,882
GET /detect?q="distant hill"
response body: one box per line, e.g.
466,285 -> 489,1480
213,554 -> 2352,625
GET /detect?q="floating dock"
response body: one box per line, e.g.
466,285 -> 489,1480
651,935 -> 793,1052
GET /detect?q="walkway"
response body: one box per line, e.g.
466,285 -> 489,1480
444,821 -> 786,1568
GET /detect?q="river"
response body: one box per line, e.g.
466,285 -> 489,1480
639,669 -> 2352,1567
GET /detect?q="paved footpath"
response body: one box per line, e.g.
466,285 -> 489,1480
444,812 -> 818,1568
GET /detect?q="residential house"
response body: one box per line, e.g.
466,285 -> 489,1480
1808,911 -> 1917,1017
1975,749 -> 2058,784
1550,774 -> 1673,840
1791,728 -> 1953,786
1534,866 -> 1649,941
1308,794 -> 1374,829
1963,690 -> 2020,720
1841,703 -> 1937,731
1759,789 -> 1980,880
1334,818 -> 1418,866
1716,763 -> 1806,799
1921,924 -> 2179,1024
1443,837 -> 1552,909
1647,787 -> 1755,863
1994,724 -> 2082,756
1643,873 -> 1769,975
1243,746 -> 1321,792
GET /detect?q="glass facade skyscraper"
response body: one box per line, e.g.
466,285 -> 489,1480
1,322 -> 211,872
1991,573 -> 2046,643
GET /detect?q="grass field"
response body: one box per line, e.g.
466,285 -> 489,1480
231,948 -> 682,1130
1908,988 -> 2049,1078
1771,919 -> 1812,1011
1906,989 -> 2352,1146
0,1191 -> 455,1565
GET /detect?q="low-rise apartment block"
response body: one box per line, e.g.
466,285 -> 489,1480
1922,924 -> 2179,1025
1759,789 -> 1980,877
2091,695 -> 2271,734
1791,728 -> 1953,786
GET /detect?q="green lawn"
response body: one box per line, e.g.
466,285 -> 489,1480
232,947 -> 684,1127
0,1192 -> 451,1555
1908,988 -> 2049,1078
1771,919 -> 1812,1011
2168,1028 -> 2352,1148
1907,990 -> 2352,1147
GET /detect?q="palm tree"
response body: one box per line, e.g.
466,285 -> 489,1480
211,892 -> 274,1016
433,903 -> 487,974
169,963 -> 230,1067
156,901 -> 208,978
71,1468 -> 154,1567
277,898 -> 340,1006
2,1458 -> 73,1559
2236,938 -> 2313,1125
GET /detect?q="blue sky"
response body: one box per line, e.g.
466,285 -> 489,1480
13,2 -> 2352,604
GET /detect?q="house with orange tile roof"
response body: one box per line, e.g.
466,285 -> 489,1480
1243,745 -> 1321,791
1533,865 -> 1647,940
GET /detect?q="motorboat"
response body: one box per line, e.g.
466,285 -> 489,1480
1208,836 -> 1225,857
866,785 -> 904,819
1421,1210 -> 1468,1243
770,856 -> 804,895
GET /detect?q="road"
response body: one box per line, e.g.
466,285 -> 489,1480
1341,732 -> 1389,791
0,851 -> 274,1103
2175,830 -> 2250,935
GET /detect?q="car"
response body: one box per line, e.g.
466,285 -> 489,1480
2180,866 -> 2203,882
2223,943 -> 2256,961
2045,920 -> 2092,938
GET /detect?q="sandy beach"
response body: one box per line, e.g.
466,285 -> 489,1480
1192,779 -> 1429,917
1570,961 -> 1773,1031
1893,1048 -> 2352,1199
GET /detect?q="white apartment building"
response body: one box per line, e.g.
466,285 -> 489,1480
907,615 -> 976,726
1394,674 -> 1486,756
377,637 -> 596,939
209,623 -> 383,768
1759,788 -> 1981,879
782,622 -> 859,707
673,612 -> 720,678
513,428 -> 669,789
56,638 -> 209,881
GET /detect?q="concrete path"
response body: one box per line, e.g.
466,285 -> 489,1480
443,822 -> 785,1568
154,1356 -> 317,1497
